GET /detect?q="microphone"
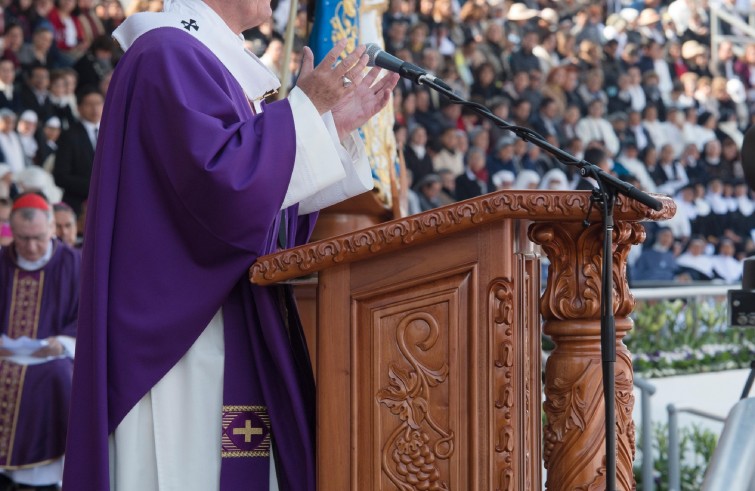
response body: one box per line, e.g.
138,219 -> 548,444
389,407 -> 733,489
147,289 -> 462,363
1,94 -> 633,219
364,44 -> 453,91
742,125 -> 755,191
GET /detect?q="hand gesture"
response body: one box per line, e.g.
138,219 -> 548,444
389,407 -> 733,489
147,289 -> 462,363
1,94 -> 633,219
331,67 -> 400,141
296,39 -> 369,115
32,337 -> 64,358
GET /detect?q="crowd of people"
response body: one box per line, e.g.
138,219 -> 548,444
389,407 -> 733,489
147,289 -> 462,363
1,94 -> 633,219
0,0 -> 751,283
0,0 -> 753,488
0,1 -> 130,489
376,0 -> 755,283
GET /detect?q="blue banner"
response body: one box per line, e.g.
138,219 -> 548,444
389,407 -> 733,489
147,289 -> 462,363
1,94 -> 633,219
309,0 -> 360,64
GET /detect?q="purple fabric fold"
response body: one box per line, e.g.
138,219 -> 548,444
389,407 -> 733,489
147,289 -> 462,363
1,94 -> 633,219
63,28 -> 316,491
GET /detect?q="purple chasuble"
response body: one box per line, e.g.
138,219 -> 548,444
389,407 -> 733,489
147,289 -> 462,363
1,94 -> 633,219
0,240 -> 79,469
63,28 -> 316,491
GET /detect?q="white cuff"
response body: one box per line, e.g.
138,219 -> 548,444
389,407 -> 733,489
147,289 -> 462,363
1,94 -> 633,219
57,335 -> 76,358
281,87 -> 346,210
297,113 -> 373,215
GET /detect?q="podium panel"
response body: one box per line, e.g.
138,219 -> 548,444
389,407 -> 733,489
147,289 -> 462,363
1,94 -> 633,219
314,224 -> 542,490
251,190 -> 675,491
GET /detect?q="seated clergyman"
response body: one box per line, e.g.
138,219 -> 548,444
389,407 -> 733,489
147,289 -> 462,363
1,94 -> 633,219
0,193 -> 80,491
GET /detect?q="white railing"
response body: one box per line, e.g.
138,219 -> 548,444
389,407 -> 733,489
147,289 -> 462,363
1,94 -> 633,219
631,281 -> 739,300
710,8 -> 755,66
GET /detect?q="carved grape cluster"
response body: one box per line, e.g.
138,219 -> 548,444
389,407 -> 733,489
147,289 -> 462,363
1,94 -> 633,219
392,429 -> 447,490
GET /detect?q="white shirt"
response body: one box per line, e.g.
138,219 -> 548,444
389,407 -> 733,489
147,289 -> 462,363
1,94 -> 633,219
0,82 -> 13,101
627,84 -> 647,113
0,130 -> 26,174
19,133 -> 38,160
575,116 -> 620,156
81,120 -> 99,149
677,252 -> 715,278
713,255 -> 742,283
656,161 -> 688,196
654,59 -> 674,101
617,155 -> 657,193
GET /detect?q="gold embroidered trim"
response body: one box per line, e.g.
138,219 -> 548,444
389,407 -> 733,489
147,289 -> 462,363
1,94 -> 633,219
221,450 -> 270,458
7,271 -> 45,339
221,405 -> 271,458
223,405 -> 266,412
0,361 -> 26,465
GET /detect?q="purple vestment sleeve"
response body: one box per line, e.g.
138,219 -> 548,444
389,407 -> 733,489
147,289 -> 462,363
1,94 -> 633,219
63,28 -> 302,491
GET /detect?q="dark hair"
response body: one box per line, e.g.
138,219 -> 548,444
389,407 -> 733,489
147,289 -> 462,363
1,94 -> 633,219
638,144 -> 657,163
583,147 -> 606,166
53,202 -> 77,220
539,97 -> 555,111
76,85 -> 103,105
90,35 -> 115,54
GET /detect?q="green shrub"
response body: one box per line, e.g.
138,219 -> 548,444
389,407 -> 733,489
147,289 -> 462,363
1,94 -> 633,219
634,422 -> 719,491
625,298 -> 755,377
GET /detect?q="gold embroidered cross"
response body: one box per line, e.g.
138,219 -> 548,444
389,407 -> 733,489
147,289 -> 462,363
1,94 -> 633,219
233,420 -> 263,442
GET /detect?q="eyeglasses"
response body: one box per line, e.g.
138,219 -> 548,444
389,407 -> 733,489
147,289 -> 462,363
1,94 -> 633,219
13,234 -> 49,244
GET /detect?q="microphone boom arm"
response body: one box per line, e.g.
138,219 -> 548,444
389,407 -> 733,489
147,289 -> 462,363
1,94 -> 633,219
416,74 -> 663,211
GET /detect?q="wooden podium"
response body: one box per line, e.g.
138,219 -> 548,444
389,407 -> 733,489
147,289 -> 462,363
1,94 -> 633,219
250,190 -> 675,491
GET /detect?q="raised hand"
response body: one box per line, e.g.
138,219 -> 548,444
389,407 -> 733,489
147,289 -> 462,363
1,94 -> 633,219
296,39 -> 369,115
331,66 -> 400,141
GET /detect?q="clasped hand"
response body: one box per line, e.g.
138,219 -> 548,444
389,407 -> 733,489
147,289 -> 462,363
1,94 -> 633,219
296,39 -> 400,141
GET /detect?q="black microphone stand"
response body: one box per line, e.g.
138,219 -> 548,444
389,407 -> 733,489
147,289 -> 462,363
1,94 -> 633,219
416,75 -> 662,491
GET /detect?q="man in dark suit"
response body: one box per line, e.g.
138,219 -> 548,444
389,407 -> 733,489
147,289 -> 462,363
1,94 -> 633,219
0,60 -> 23,113
530,97 -> 559,140
455,147 -> 489,201
53,87 -> 103,216
19,65 -> 55,123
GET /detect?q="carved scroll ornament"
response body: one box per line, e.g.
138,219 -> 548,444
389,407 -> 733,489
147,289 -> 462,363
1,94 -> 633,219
528,221 -> 646,321
251,192 -> 674,285
376,312 -> 454,491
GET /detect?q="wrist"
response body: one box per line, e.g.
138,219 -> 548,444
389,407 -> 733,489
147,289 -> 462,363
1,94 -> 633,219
335,123 -> 350,142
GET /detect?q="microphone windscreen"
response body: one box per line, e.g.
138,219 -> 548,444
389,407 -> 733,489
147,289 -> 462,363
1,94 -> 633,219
741,125 -> 755,190
365,44 -> 381,67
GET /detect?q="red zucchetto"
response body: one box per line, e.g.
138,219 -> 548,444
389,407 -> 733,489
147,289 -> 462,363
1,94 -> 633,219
12,194 -> 51,212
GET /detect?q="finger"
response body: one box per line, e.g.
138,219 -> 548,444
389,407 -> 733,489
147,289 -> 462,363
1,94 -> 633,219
335,44 -> 366,75
321,38 -> 348,68
375,89 -> 392,111
300,46 -> 315,77
344,54 -> 369,85
360,66 -> 382,89
371,71 -> 400,94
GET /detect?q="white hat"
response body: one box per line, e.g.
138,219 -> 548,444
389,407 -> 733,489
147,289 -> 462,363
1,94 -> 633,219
637,8 -> 661,27
492,170 -> 516,188
619,8 -> 639,23
507,3 -> 539,21
727,78 -> 746,104
15,167 -> 63,204
682,40 -> 706,59
45,116 -> 62,128
19,110 -> 38,124
540,8 -> 559,25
